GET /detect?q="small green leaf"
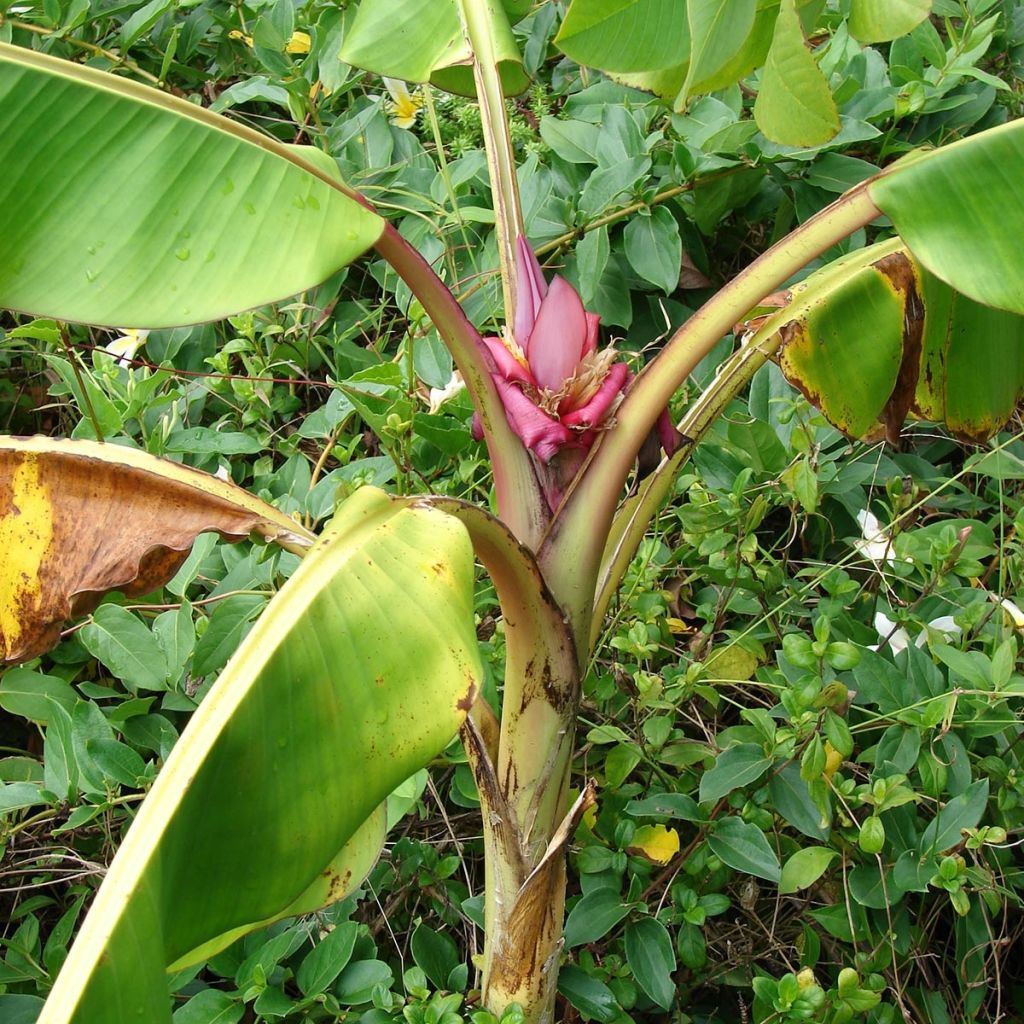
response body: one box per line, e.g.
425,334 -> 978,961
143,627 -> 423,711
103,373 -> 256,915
579,157 -> 651,220
699,743 -> 771,804
557,965 -> 621,1023
919,780 -> 989,856
296,922 -> 358,997
88,739 -> 146,788
576,226 -> 610,309
539,116 -> 600,164
191,594 -> 266,678
336,960 -> 394,1006
707,816 -> 781,882
0,668 -> 77,723
172,990 -> 244,1024
623,207 -> 682,295
410,923 -> 460,991
769,762 -> 830,840
624,918 -> 676,1009
79,605 -> 168,694
625,793 -> 704,821
753,0 -> 839,147
564,889 -> 631,947
604,742 -> 641,788
858,815 -> 886,854
779,847 -> 838,894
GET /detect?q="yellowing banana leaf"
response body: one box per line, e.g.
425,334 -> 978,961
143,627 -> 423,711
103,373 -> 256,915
868,119 -> 1024,317
342,0 -> 528,97
40,487 -> 482,1024
0,43 -> 383,328
741,238 -> 1024,443
0,436 -> 314,664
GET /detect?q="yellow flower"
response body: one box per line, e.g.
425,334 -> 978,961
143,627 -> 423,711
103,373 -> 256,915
228,28 -> 310,54
383,77 -> 423,129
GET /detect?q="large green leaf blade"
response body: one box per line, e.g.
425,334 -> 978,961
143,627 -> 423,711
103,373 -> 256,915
341,0 -> 528,97
744,238 -> 1024,443
0,43 -> 383,328
868,120 -> 1024,315
40,488 -> 482,1024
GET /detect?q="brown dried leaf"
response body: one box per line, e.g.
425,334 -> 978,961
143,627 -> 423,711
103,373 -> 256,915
0,436 -> 314,663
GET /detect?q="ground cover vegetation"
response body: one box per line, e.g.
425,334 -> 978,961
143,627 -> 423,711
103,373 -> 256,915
2,1 -> 1024,1023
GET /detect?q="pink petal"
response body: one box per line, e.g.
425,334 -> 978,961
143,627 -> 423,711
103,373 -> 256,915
494,375 -> 573,463
515,236 -> 547,344
471,411 -> 484,441
658,407 -> 683,456
561,361 -> 629,428
482,335 -> 534,387
581,312 -> 601,358
527,276 -> 587,392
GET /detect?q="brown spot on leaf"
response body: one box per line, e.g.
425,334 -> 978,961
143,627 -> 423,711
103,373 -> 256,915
873,251 -> 925,446
456,680 -> 478,713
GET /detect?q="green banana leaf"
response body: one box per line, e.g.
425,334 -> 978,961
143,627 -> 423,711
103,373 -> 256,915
868,121 -> 1024,317
555,0 -> 838,142
341,0 -> 529,97
39,487 -> 482,1024
742,237 -> 1024,443
0,43 -> 383,328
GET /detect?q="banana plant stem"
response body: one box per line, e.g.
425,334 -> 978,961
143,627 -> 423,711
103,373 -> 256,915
539,183 -> 883,652
373,223 -> 548,548
457,0 -> 525,322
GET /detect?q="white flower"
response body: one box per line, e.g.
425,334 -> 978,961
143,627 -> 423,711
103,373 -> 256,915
869,611 -> 961,654
105,329 -> 149,368
383,78 -> 423,129
427,370 -> 465,414
990,594 -> 1024,629
854,509 -> 902,566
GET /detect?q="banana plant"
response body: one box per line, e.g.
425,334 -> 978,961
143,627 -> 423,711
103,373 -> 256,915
2,1 -> 1024,1022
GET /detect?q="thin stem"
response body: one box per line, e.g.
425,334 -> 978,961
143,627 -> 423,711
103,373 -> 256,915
539,183 -> 883,651
373,223 -> 548,548
59,329 -> 105,441
456,0 -> 525,323
1,17 -> 162,84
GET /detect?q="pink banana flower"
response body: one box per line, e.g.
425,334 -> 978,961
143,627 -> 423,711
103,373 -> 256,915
474,238 -> 681,466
